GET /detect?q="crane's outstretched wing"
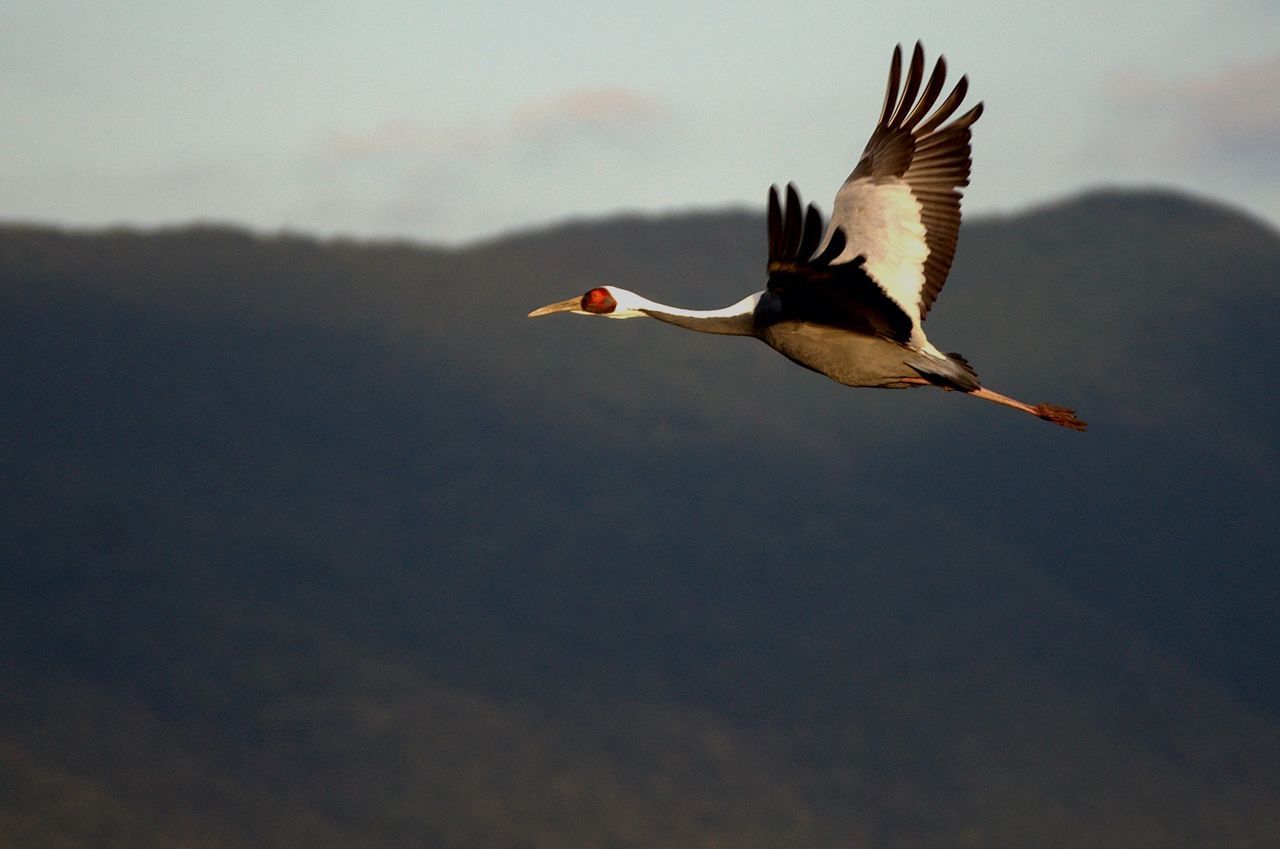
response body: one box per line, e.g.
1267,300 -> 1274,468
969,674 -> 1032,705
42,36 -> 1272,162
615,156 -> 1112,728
825,42 -> 983,330
766,183 -> 912,344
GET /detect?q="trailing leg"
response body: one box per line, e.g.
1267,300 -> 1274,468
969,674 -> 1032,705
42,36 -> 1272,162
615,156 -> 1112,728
902,377 -> 1087,431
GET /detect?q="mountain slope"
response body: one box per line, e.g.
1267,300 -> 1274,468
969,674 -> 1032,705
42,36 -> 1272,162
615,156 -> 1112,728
1,190 -> 1279,848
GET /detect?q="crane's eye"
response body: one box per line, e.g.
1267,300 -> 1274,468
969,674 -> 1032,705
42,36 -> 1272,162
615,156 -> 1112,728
581,287 -> 617,314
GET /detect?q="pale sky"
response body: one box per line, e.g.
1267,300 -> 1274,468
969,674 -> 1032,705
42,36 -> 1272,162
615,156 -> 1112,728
3,0 -> 1278,245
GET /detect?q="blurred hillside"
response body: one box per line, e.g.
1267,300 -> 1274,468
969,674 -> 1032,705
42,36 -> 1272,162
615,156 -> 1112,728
1,189 -> 1278,848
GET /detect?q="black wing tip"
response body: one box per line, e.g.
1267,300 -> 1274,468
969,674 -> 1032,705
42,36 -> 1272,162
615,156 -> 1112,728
874,42 -> 982,140
811,226 -> 847,266
766,183 -> 843,268
897,41 -> 936,64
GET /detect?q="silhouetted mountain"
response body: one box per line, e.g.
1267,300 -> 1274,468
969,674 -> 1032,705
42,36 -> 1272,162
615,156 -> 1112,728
2,189 -> 1278,848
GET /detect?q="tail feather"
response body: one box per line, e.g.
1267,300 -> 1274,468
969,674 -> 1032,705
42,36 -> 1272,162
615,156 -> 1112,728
908,351 -> 980,392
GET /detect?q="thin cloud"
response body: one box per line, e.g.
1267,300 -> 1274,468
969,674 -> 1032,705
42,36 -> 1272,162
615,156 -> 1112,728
510,87 -> 667,142
1108,54 -> 1280,164
1177,56 -> 1280,159
318,118 -> 491,161
305,87 -> 672,241
316,86 -> 668,163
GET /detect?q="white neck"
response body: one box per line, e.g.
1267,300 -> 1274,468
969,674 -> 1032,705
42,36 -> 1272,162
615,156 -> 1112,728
603,287 -> 762,336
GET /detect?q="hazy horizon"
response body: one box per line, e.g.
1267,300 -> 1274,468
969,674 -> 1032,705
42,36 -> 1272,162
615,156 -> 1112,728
4,182 -> 1275,252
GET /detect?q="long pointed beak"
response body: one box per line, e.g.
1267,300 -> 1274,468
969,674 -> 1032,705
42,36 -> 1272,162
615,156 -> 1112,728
527,296 -> 581,318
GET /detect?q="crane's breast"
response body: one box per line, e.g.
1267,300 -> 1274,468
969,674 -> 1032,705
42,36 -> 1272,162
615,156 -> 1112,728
758,321 -> 915,388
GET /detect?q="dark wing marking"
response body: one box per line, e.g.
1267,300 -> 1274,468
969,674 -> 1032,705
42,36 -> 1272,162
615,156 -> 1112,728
765,184 -> 913,344
833,41 -> 983,320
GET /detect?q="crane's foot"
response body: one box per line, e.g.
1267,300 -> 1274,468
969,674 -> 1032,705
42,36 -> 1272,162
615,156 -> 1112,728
1031,403 -> 1087,431
971,386 -> 1087,431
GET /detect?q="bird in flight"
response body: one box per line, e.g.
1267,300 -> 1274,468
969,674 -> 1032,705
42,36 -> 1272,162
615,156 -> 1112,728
528,43 -> 1086,431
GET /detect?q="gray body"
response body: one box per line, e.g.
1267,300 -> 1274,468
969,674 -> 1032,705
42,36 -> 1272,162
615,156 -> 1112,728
643,304 -> 980,392
758,321 -> 974,390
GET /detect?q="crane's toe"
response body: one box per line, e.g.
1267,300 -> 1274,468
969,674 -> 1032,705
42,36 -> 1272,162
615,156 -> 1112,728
1034,404 -> 1087,431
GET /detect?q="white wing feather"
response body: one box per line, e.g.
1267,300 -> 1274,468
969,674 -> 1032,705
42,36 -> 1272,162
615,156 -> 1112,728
823,43 -> 983,351
829,179 -> 928,334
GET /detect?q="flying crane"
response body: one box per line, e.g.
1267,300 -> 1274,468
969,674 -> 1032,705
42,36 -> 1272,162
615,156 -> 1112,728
528,43 -> 1086,431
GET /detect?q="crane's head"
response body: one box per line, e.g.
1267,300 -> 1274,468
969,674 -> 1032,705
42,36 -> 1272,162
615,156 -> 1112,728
527,285 -> 648,319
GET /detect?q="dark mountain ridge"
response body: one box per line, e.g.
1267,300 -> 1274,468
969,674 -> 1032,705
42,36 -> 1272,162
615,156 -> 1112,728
2,188 -> 1278,848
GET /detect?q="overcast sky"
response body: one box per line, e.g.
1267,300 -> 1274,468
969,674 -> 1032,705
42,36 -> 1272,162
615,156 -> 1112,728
3,0 -> 1278,245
